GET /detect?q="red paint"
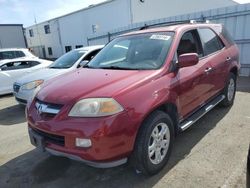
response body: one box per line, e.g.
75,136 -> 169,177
27,23 -> 240,163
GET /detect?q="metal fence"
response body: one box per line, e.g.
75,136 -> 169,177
87,3 -> 250,76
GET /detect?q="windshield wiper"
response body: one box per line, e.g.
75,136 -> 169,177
99,66 -> 138,70
49,66 -> 69,69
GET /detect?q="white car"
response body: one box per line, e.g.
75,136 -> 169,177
0,58 -> 52,95
14,45 -> 103,105
0,48 -> 37,62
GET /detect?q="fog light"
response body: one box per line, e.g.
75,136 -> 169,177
75,138 -> 92,148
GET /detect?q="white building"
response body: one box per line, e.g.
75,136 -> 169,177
25,0 -> 237,59
0,24 -> 26,48
131,0 -> 237,23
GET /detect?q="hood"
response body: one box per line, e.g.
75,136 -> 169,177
37,68 -> 159,104
16,68 -> 69,85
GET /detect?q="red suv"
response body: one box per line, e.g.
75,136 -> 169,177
27,22 -> 240,175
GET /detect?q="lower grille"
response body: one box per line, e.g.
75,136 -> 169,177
31,127 -> 65,146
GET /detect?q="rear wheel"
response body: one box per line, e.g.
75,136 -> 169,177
131,111 -> 174,175
221,73 -> 236,107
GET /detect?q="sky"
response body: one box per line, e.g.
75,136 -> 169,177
0,0 -> 250,27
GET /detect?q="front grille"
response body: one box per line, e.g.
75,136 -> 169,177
13,84 -> 20,93
31,127 -> 65,146
35,98 -> 63,119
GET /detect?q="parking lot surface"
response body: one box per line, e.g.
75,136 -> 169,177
0,77 -> 249,188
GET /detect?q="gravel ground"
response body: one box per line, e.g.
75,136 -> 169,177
0,77 -> 249,188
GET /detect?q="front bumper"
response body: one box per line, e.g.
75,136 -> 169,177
28,128 -> 127,168
14,87 -> 35,105
27,102 -> 138,167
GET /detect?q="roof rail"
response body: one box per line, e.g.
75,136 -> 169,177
139,19 -> 211,30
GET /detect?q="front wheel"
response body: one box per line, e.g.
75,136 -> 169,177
131,111 -> 174,175
221,73 -> 236,107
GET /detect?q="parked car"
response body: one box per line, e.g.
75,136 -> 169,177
13,45 -> 103,105
0,58 -> 52,95
247,145 -> 250,188
0,48 -> 36,61
26,22 -> 240,175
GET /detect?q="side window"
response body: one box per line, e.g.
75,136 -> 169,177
83,49 -> 101,62
0,51 -> 16,60
177,30 -> 203,58
15,51 -> 25,58
28,61 -> 40,67
198,28 -> 225,56
0,61 -> 30,71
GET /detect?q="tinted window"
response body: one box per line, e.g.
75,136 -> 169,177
88,32 -> 174,70
222,27 -> 235,46
50,50 -> 85,69
0,61 -> 30,71
198,28 -> 225,56
15,51 -> 25,58
177,30 -> 203,57
0,51 -> 16,60
29,61 -> 40,67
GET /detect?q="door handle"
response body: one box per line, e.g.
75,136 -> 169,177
204,67 -> 213,73
226,57 -> 231,62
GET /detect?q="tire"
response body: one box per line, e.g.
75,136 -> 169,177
131,111 -> 174,175
221,73 -> 237,107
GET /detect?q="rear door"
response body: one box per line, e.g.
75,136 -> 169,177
197,28 -> 229,96
176,29 -> 214,118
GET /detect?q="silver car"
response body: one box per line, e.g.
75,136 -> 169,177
13,45 -> 103,105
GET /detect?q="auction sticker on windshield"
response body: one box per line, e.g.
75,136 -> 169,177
150,34 -> 171,41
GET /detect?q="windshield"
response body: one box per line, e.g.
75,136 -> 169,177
50,50 -> 85,69
88,32 -> 174,70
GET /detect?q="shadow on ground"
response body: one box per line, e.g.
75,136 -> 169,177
0,104 -> 26,125
0,106 -> 231,188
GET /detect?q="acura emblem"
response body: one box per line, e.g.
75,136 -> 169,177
36,102 -> 47,115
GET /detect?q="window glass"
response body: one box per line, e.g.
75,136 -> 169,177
177,30 -> 203,57
44,25 -> 50,34
76,45 -> 83,49
29,29 -> 34,37
48,47 -> 53,55
50,50 -> 85,69
29,61 -> 40,67
88,32 -> 174,70
0,51 -> 16,60
15,51 -> 25,58
198,28 -> 225,56
65,46 -> 72,53
0,61 -> 30,71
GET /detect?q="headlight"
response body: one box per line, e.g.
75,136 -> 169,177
21,80 -> 44,90
69,98 -> 124,117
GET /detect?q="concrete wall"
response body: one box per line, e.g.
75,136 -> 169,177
131,0 -> 237,23
0,25 -> 26,48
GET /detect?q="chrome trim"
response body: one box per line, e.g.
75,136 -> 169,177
35,102 -> 60,114
180,95 -> 225,131
46,148 -> 128,168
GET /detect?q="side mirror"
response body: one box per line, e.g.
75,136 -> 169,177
79,60 -> 89,67
178,53 -> 199,68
